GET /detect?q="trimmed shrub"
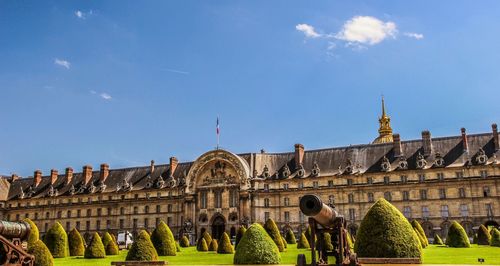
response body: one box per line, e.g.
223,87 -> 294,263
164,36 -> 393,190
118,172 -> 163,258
323,233 -> 334,251
233,223 -> 281,264
445,221 -> 471,248
346,231 -> 354,249
411,220 -> 428,247
490,228 -> 500,247
176,241 -> 181,252
180,235 -> 190,247
304,226 -> 315,247
355,198 -> 422,258
434,234 -> 443,245
235,226 -> 246,248
84,232 -> 106,259
24,218 -> 39,247
297,233 -> 310,249
45,222 -> 69,258
477,225 -> 491,245
197,238 -> 208,252
285,229 -> 296,244
413,228 -> 426,248
68,228 -> 85,256
102,232 -> 119,255
218,232 -> 234,254
202,231 -> 212,246
151,221 -> 176,256
126,230 -> 158,261
281,236 -> 287,249
209,239 -> 218,251
28,240 -> 54,266
264,218 -> 285,252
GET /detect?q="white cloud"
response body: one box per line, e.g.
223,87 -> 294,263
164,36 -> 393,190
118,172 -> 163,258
296,24 -> 321,38
335,16 -> 397,45
75,10 -> 83,18
75,10 -> 93,19
54,58 -> 70,69
100,93 -> 112,100
404,32 -> 424,40
89,90 -> 97,94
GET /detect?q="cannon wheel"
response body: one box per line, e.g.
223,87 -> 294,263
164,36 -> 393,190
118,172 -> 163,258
297,254 -> 306,266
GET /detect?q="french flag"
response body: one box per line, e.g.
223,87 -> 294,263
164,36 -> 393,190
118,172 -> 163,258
216,117 -> 220,136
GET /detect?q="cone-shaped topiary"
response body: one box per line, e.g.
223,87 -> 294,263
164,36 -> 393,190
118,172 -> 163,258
235,226 -> 246,248
151,221 -> 176,256
445,221 -> 471,248
202,231 -> 212,246
126,230 -> 159,261
209,239 -> 218,251
434,234 -> 443,245
297,232 -> 310,249
176,241 -> 181,252
180,235 -> 190,247
304,226 -> 315,247
84,232 -> 106,259
411,220 -> 428,247
233,223 -> 281,264
197,238 -> 208,252
102,232 -> 119,255
413,228 -> 426,248
323,233 -> 334,251
355,198 -> 422,258
281,236 -> 287,248
217,232 -> 234,254
346,231 -> 354,249
23,218 -> 39,247
490,228 -> 500,247
264,218 -> 285,252
45,222 -> 69,258
477,225 -> 491,245
68,228 -> 85,256
29,239 -> 54,266
285,228 -> 296,244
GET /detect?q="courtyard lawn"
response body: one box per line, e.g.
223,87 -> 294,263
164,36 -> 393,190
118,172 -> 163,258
53,244 -> 499,266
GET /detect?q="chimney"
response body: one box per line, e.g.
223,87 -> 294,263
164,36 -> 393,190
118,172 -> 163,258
294,143 -> 305,168
150,160 -> 155,173
169,157 -> 178,176
493,123 -> 499,151
422,130 -> 433,157
83,165 -> 93,185
34,170 -> 42,187
50,169 -> 58,185
100,163 -> 109,183
461,128 -> 469,153
10,174 -> 19,182
65,167 -> 73,185
393,133 -> 402,157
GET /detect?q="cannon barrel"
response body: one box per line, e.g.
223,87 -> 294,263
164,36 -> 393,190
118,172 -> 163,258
299,194 -> 339,227
0,220 -> 31,240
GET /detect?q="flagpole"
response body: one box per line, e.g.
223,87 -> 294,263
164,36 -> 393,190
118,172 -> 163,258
216,116 -> 220,150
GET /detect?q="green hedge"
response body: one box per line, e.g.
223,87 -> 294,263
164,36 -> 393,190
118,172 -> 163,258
233,223 -> 281,265
477,225 -> 491,245
297,232 -> 310,249
102,232 -> 119,255
445,221 -> 471,248
84,232 -> 106,259
23,218 -> 39,247
264,218 -> 285,252
411,220 -> 428,248
180,235 -> 190,247
355,198 -> 422,258
44,222 -> 68,258
218,232 -> 234,254
126,230 -> 159,261
434,234 -> 443,245
28,239 -> 54,266
235,226 -> 246,248
285,229 -> 296,244
490,228 -> 500,247
151,221 -> 176,256
68,228 -> 85,256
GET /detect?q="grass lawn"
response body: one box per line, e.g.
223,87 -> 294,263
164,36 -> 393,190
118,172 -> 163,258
54,244 -> 499,265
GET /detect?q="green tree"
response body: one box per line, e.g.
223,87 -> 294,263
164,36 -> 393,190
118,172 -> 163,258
28,240 -> 54,266
411,220 -> 428,247
263,218 -> 285,252
197,238 -> 208,252
355,198 -> 422,258
23,218 -> 39,247
235,226 -> 246,248
477,225 -> 491,245
102,232 -> 119,255
297,233 -> 310,249
84,232 -> 106,259
445,221 -> 471,248
151,221 -> 176,256
208,239 -> 218,251
285,228 -> 296,244
490,228 -> 500,247
126,230 -> 159,261
179,235 -> 190,247
68,228 -> 85,256
434,234 -> 443,245
217,232 -> 234,254
44,222 -> 69,258
234,223 -> 281,264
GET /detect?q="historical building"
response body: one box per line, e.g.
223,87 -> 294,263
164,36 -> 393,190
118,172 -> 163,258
0,100 -> 498,243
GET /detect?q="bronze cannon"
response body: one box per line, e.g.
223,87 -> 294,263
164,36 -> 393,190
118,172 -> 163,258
0,221 -> 34,266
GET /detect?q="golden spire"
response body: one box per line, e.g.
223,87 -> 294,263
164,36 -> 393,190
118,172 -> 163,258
373,96 -> 393,144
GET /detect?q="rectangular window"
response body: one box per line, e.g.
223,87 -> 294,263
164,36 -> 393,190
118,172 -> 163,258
86,221 -> 90,231
284,197 -> 289,207
145,206 -> 149,214
402,191 -> 410,201
156,218 -> 160,227
483,187 -> 490,197
76,221 -> 80,230
460,204 -> 469,217
367,177 -> 373,184
284,212 -> 290,222
120,207 -> 125,215
264,198 -> 270,207
97,208 -> 102,216
420,189 -> 427,200
283,183 -> 289,190
168,204 -> 173,212
384,176 -> 390,184
403,206 -> 412,218
298,182 -> 304,189
384,191 -> 392,201
348,194 -> 354,203
313,181 -> 319,188
106,220 -> 111,230
96,220 -> 100,231
347,179 -> 353,186
328,195 -> 335,205
133,219 -> 138,229
400,175 -> 408,183
214,190 -> 222,208
156,205 -> 161,213
440,205 -> 449,218
328,180 -> 334,188
133,206 -> 138,214
87,209 -> 91,217
299,212 -> 305,224
368,193 -> 374,203
119,219 -> 124,229
456,171 -> 464,178
459,188 -> 466,198
229,190 -> 238,207
480,170 -> 488,178
167,217 -> 172,226
144,218 -> 149,229
57,211 -> 61,219
437,173 -> 444,181
439,188 -> 446,199
422,206 -> 429,218
349,208 -> 356,221
201,190 -> 207,209
264,212 -> 270,222
264,184 -> 269,192
418,174 -> 426,182
486,203 -> 494,217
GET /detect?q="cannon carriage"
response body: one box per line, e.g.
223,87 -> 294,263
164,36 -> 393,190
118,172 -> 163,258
0,220 -> 34,266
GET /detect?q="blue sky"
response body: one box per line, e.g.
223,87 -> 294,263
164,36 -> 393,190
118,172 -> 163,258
1,1 -> 500,177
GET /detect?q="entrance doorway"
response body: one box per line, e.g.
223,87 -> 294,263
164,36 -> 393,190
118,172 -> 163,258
211,215 -> 226,241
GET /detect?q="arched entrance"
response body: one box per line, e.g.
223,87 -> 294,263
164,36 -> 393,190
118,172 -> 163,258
211,215 -> 226,241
